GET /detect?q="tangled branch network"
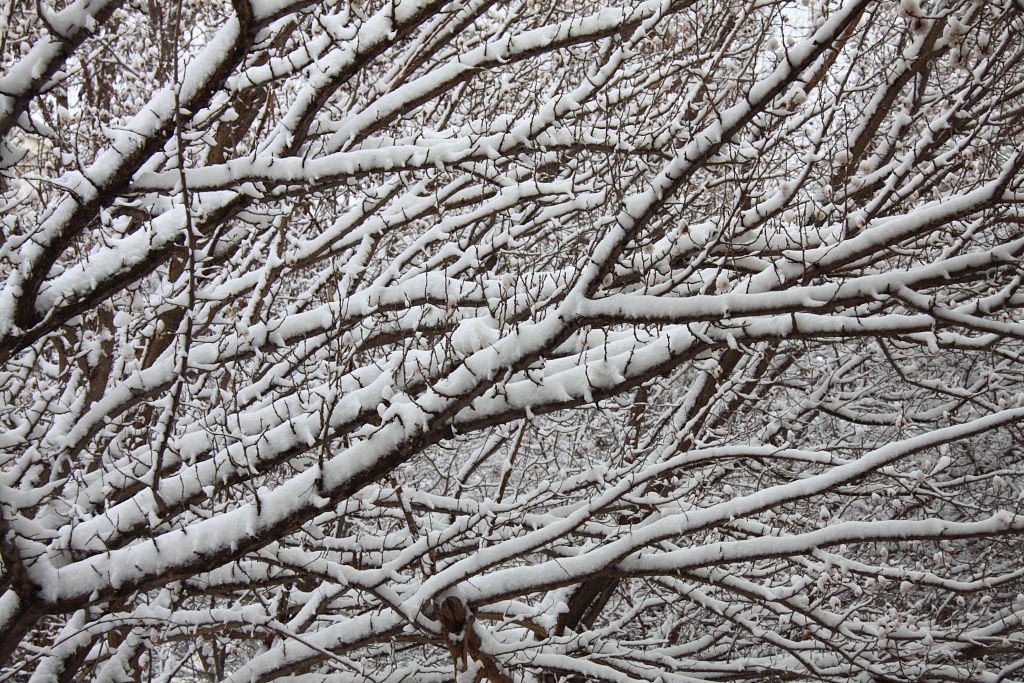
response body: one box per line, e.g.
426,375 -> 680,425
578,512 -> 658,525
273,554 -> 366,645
2,0 -> 1024,680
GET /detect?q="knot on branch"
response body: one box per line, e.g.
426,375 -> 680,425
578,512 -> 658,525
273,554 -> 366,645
436,596 -> 479,673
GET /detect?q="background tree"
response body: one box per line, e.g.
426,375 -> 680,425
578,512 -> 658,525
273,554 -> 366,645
2,0 -> 1024,680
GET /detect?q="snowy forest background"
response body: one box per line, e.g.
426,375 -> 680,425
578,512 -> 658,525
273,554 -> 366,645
2,0 -> 1024,680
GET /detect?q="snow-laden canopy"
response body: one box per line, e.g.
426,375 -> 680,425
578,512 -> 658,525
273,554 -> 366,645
1,0 -> 1024,680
